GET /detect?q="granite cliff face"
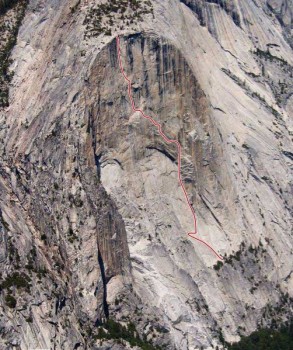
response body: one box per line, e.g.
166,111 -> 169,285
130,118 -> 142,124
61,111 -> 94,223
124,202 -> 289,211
0,0 -> 292,349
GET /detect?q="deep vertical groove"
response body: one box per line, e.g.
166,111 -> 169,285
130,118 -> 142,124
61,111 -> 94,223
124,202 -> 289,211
97,247 -> 109,319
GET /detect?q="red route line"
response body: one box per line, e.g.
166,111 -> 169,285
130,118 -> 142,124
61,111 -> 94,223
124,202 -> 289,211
116,36 -> 223,261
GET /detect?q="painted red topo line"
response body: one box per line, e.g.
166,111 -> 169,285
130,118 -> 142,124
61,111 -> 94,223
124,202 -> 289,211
116,36 -> 223,261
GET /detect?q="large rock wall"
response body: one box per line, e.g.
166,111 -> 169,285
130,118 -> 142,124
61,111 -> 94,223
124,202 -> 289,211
0,0 -> 292,349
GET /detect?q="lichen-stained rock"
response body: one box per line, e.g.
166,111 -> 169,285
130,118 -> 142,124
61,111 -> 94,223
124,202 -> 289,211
267,0 -> 293,47
0,0 -> 292,349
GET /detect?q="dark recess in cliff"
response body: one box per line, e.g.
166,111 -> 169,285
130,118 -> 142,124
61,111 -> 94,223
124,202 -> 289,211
97,247 -> 109,319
